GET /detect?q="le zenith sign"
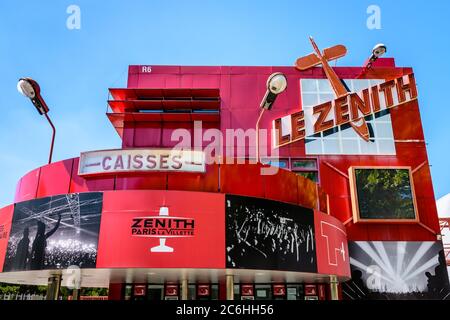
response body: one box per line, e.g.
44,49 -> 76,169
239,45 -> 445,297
273,73 -> 418,148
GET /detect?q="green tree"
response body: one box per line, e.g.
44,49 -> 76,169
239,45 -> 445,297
356,169 -> 415,219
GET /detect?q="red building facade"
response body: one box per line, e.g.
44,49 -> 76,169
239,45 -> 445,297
0,53 -> 448,300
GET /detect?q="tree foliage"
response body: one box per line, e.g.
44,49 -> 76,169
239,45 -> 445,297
355,168 -> 415,219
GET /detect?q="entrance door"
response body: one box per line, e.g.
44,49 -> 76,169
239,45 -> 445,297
147,285 -> 164,301
254,284 -> 271,300
286,285 -> 304,300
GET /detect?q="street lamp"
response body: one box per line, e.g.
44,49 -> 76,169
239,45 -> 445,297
256,72 -> 287,162
17,78 -> 56,164
359,43 -> 387,77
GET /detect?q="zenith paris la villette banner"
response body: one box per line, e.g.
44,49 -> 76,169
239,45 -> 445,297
96,191 -> 349,275
0,190 -> 349,277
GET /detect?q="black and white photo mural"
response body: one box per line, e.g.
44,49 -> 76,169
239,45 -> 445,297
343,241 -> 450,300
225,195 -> 317,272
3,192 -> 103,272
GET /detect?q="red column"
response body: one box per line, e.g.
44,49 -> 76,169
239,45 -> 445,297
108,283 -> 124,300
219,279 -> 227,300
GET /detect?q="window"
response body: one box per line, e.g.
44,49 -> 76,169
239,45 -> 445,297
124,285 -> 132,300
260,158 -> 289,169
233,285 -> 241,300
291,159 -> 319,183
349,167 -> 418,223
255,284 -> 272,300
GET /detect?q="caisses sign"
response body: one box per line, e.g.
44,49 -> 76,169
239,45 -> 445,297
79,148 -> 205,176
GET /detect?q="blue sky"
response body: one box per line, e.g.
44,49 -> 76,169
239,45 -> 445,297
0,0 -> 449,206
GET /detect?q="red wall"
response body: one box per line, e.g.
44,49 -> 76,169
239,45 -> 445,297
124,63 -> 438,242
0,205 -> 14,272
12,160 -> 324,213
96,190 -> 225,268
10,61 -> 439,243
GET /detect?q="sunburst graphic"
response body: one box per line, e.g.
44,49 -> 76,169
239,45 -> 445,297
343,241 -> 450,300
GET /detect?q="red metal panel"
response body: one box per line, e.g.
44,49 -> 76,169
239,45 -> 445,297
265,168 -> 298,205
317,186 -> 328,214
15,168 -> 40,202
345,222 -> 369,240
164,75 -> 181,88
366,224 -> 400,241
115,173 -> 167,191
96,190 -> 225,268
162,122 -> 193,147
167,163 -> 219,193
192,75 -> 220,88
161,113 -> 191,122
314,210 -> 350,277
230,74 -> 262,110
372,58 -> 396,68
390,101 -> 424,140
229,107 -> 259,131
0,205 -> 14,272
395,143 -> 428,166
180,74 -> 194,88
297,175 -> 318,209
108,283 -> 124,300
127,72 -> 139,88
397,225 -> 434,241
273,74 -> 301,111
69,158 -> 115,193
319,160 -> 350,197
13,179 -> 21,204
121,127 -> 135,148
108,64 -> 438,247
133,125 -> 162,147
136,74 -> 169,88
416,196 -> 440,234
412,164 -> 435,198
220,163 -> 265,198
180,66 -> 221,74
328,196 -> 352,224
36,159 -> 73,198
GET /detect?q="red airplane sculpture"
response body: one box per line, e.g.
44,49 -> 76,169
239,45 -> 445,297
295,37 -> 370,142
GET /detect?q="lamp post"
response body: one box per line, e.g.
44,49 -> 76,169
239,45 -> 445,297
17,78 -> 56,164
358,43 -> 387,77
255,72 -> 287,162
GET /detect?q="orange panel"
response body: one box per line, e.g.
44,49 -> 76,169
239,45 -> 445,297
265,168 -> 298,205
219,163 -> 265,198
317,186 -> 328,214
297,175 -> 318,209
167,163 -> 219,193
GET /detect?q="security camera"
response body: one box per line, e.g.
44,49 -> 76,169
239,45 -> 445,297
260,72 -> 287,110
